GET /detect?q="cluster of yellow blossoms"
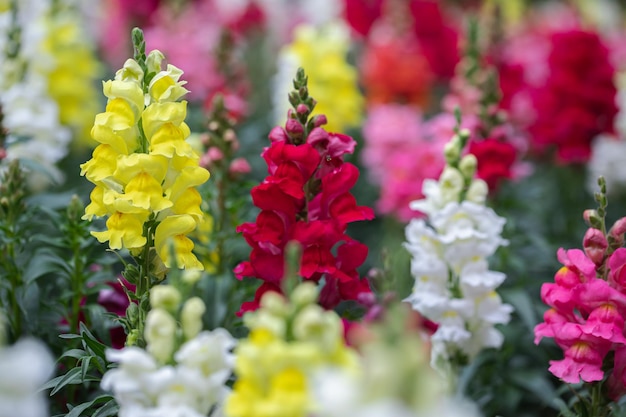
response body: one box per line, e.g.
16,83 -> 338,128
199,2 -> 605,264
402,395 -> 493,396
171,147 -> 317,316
81,50 -> 209,270
274,22 -> 363,133
225,282 -> 358,417
44,0 -> 101,146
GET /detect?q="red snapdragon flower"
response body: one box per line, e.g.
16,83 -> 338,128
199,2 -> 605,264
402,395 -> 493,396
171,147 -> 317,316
528,29 -> 618,163
234,70 -> 374,315
343,0 -> 459,80
469,138 -> 517,191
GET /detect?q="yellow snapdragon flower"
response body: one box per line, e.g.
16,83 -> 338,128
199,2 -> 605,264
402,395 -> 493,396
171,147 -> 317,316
43,3 -> 101,146
225,283 -> 358,417
81,47 -> 209,270
275,22 -> 363,133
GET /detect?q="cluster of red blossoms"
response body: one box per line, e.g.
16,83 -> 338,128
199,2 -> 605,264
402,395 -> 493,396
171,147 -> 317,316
525,29 -> 617,163
535,204 -> 626,398
234,68 -> 374,315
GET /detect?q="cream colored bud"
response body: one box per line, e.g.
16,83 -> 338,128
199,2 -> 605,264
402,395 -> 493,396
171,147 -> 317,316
244,310 -> 286,338
292,305 -> 341,352
125,329 -> 140,347
443,141 -> 460,164
459,128 -> 471,137
466,179 -> 488,204
290,282 -> 318,307
260,291 -> 290,317
146,50 -> 165,74
150,251 -> 168,281
459,154 -> 477,179
181,297 -> 206,340
145,308 -> 177,364
150,285 -> 182,313
182,270 -> 202,285
115,58 -> 144,83
439,167 -> 464,203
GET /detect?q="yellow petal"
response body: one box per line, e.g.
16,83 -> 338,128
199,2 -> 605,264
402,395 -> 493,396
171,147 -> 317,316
83,186 -> 108,220
141,101 -> 188,140
91,211 -> 148,250
80,144 -> 119,183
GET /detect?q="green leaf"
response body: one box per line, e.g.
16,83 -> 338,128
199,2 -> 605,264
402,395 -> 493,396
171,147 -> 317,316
59,349 -> 87,361
92,399 -> 119,417
59,333 -> 82,340
66,395 -> 114,417
50,367 -> 82,396
79,322 -> 107,359
80,356 -> 92,381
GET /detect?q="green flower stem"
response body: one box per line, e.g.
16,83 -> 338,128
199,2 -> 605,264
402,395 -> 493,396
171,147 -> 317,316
4,240 -> 22,339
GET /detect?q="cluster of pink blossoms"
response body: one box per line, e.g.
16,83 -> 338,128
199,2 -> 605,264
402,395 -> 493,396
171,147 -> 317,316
535,214 -> 626,398
234,69 -> 374,315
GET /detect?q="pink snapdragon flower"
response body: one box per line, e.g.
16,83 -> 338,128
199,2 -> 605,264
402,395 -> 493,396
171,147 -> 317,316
360,105 -> 452,222
535,221 -> 626,388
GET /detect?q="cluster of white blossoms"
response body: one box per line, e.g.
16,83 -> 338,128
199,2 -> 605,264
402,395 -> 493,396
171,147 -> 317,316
0,315 -> 54,417
101,283 -> 236,417
0,0 -> 69,185
0,0 -> 99,189
404,129 -> 513,375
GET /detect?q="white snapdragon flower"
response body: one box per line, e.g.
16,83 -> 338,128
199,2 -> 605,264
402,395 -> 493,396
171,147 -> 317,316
431,201 -> 507,258
405,137 -> 512,377
102,328 -> 235,417
0,338 -> 55,417
101,347 -> 161,409
459,260 -> 507,296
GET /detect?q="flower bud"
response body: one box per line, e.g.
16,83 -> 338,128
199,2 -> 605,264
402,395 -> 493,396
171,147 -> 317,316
296,104 -> 309,114
125,329 -> 140,346
443,142 -> 460,165
146,50 -> 165,74
181,297 -> 206,340
268,126 -> 288,143
182,270 -> 202,285
150,285 -> 182,313
609,217 -> 626,246
290,282 -> 318,308
292,305 -> 340,352
466,179 -> 488,204
223,129 -> 236,142
459,154 -> 477,179
583,209 -> 603,229
145,308 -> 177,364
439,167 -> 464,203
229,158 -> 251,176
126,303 -> 139,327
260,291 -> 290,317
207,147 -> 224,162
285,119 -> 304,140
312,114 -> 327,127
583,228 -> 608,266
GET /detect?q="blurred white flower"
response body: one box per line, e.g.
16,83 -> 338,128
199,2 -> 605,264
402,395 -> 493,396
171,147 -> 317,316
102,328 -> 235,417
0,338 -> 54,417
587,134 -> 626,195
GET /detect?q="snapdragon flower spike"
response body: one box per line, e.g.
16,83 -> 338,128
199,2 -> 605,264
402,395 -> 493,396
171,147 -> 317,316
234,68 -> 374,315
404,125 -> 513,376
81,29 -> 209,270
535,209 -> 626,391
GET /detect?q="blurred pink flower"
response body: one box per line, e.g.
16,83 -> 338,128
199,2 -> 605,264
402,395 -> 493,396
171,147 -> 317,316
361,105 -> 460,222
